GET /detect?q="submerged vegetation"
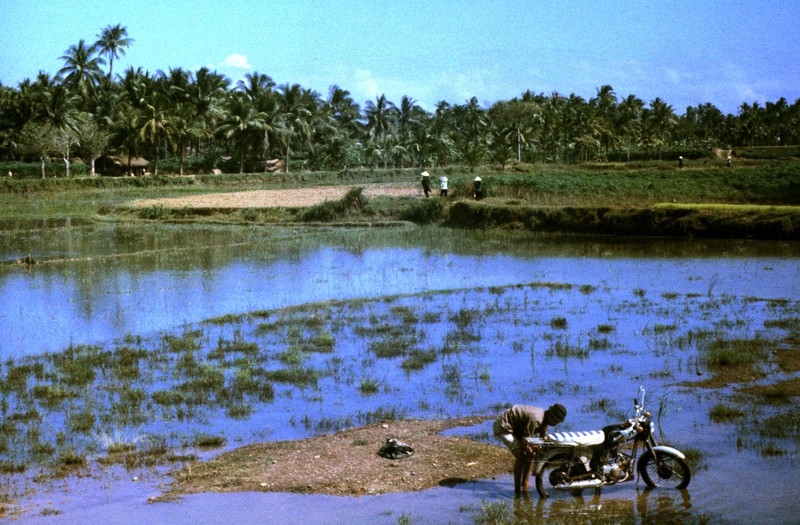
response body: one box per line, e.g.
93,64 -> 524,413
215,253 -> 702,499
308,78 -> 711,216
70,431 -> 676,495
0,274 -> 797,504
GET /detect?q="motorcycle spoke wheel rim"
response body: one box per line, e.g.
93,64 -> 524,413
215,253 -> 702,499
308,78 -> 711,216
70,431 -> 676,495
645,457 -> 687,488
536,459 -> 586,499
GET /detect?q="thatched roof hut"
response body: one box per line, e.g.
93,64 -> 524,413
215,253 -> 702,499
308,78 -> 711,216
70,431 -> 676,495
98,155 -> 149,176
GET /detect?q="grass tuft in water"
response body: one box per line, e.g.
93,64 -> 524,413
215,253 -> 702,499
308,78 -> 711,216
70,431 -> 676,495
473,500 -> 513,525
359,378 -> 380,395
703,337 -> 769,369
401,348 -> 438,371
193,433 -> 227,448
709,403 -> 745,423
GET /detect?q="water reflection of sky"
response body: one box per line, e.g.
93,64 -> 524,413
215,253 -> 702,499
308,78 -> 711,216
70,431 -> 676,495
3,226 -> 800,524
1,231 -> 799,359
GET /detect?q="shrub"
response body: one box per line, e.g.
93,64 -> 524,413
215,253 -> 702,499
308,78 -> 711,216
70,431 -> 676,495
301,187 -> 369,221
399,196 -> 448,224
138,205 -> 171,220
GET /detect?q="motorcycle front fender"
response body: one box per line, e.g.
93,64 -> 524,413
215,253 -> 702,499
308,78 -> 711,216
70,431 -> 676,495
650,445 -> 686,460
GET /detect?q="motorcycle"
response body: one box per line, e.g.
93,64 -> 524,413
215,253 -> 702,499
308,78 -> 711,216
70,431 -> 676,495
526,386 -> 691,498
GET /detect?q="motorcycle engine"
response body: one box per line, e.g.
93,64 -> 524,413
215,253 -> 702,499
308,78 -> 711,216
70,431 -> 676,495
602,454 -> 631,483
602,463 -> 622,481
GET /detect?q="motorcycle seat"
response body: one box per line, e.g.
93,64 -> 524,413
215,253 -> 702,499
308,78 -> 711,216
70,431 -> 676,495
546,430 -> 605,446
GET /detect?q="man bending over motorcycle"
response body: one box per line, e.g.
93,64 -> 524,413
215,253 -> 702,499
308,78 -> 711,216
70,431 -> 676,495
493,403 -> 567,495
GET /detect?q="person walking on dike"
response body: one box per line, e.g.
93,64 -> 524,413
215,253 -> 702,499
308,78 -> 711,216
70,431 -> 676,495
421,171 -> 431,197
493,403 -> 567,495
439,175 -> 448,197
473,176 -> 482,200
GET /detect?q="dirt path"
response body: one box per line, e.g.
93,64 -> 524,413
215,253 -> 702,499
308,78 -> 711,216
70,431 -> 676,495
133,183 -> 420,209
159,417 -> 510,499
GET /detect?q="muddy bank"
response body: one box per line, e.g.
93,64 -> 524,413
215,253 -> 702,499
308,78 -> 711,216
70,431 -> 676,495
131,183 -> 419,209
125,185 -> 800,240
447,201 -> 800,240
160,417 -> 509,499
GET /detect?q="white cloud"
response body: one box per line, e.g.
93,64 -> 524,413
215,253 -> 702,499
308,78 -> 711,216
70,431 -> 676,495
219,54 -> 252,69
664,68 -> 681,84
353,69 -> 380,100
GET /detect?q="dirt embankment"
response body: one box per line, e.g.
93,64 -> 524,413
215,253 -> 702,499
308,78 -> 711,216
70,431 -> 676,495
132,184 -> 420,209
159,416 -> 510,500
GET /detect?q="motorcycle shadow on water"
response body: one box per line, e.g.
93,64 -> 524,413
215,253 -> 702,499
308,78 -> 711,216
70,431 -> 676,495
513,487 -> 693,523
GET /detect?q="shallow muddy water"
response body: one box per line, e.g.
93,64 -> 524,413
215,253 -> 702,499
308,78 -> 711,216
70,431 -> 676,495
1,223 -> 799,524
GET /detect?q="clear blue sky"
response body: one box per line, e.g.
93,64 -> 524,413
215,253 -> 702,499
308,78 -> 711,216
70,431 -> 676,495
1,0 -> 798,115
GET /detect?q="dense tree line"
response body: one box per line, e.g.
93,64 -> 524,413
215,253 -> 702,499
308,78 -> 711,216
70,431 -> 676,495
1,25 -> 799,177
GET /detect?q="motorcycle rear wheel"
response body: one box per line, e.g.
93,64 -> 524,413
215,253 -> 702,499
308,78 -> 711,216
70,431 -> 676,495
637,451 -> 691,489
535,458 -> 589,498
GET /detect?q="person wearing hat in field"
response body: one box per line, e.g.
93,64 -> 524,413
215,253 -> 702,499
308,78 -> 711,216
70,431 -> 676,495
421,171 -> 431,197
473,176 -> 483,200
493,403 -> 567,495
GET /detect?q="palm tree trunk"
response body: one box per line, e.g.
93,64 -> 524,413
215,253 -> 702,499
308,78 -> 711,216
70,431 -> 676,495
179,138 -> 186,176
63,144 -> 71,178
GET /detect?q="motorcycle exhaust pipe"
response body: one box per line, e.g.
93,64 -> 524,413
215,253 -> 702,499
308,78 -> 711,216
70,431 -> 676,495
555,479 -> 603,491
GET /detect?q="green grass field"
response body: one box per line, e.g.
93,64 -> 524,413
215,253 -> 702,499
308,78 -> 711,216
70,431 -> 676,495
1,159 -> 798,239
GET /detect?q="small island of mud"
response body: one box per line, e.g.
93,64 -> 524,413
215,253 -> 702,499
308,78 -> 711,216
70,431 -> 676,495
159,416 -> 510,500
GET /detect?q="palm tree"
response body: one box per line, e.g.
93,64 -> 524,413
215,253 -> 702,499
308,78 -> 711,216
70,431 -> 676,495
238,72 -> 283,170
644,97 -> 676,159
218,93 -> 263,173
394,96 -> 428,167
364,94 -> 397,166
617,94 -> 644,161
95,24 -> 133,81
138,75 -> 169,175
430,100 -> 456,165
409,118 -> 435,168
112,109 -> 142,175
237,72 -> 275,99
326,85 -> 361,136
44,83 -> 80,132
278,83 -> 314,172
44,84 -> 81,176
188,67 -> 229,157
591,85 -> 618,159
452,97 -> 488,169
396,96 -> 419,140
58,39 -> 105,103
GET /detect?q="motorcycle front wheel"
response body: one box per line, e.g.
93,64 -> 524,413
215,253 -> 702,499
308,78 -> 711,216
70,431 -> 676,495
535,458 -> 589,498
637,450 -> 691,489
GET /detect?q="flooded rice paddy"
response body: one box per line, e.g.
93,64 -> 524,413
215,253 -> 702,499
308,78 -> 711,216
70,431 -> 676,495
1,223 -> 799,524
